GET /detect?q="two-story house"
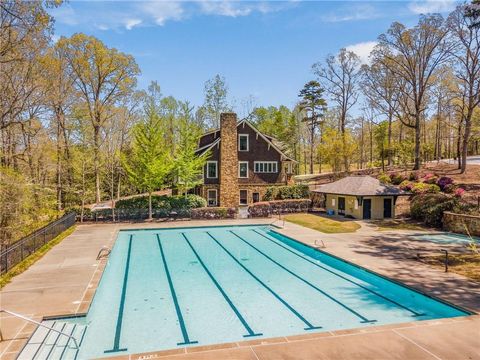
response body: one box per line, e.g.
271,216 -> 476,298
194,112 -> 297,207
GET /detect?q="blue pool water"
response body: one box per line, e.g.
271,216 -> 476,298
73,225 -> 468,358
410,233 -> 480,245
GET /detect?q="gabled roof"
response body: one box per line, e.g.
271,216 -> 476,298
313,176 -> 407,196
197,119 -> 297,162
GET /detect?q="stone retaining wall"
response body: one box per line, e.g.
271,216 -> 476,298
443,212 -> 480,236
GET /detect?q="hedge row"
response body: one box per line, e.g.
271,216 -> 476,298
115,194 -> 206,210
263,185 -> 310,201
191,207 -> 237,219
249,199 -> 311,217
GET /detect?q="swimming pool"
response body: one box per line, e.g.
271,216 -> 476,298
410,233 -> 480,245
21,225 -> 469,359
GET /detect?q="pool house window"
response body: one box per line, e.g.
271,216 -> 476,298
254,161 -> 278,173
238,134 -> 249,151
238,161 -> 248,178
206,161 -> 217,178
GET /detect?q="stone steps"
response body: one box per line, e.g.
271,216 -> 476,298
17,320 -> 87,360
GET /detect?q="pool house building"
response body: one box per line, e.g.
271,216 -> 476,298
313,176 -> 407,220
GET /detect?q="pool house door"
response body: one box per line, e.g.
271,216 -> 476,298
363,199 -> 372,219
338,197 -> 346,215
383,198 -> 392,218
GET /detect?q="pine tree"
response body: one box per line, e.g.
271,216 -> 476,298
121,103 -> 173,220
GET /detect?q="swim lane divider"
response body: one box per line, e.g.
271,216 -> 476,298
105,234 -> 133,353
182,232 -> 263,338
252,229 -> 424,317
230,230 -> 376,324
157,234 -> 198,346
206,231 -> 322,331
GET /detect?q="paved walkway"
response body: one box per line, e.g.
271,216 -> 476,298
1,219 -> 479,360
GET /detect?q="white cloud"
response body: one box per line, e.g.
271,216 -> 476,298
125,18 -> 142,30
408,0 -> 457,14
345,41 -> 378,64
322,4 -> 380,23
141,1 -> 185,26
50,4 -> 78,26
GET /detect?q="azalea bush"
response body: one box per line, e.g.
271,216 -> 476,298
436,176 -> 454,191
411,182 -> 440,194
410,193 -> 459,228
377,172 -> 391,184
399,180 -> 414,191
249,199 -> 311,217
390,172 -> 407,185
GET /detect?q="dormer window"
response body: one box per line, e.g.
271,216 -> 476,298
238,134 -> 249,151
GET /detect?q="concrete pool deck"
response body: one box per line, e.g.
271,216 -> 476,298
1,219 -> 479,360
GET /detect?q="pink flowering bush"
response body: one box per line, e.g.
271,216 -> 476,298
454,188 -> 465,198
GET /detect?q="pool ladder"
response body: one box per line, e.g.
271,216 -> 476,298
96,246 -> 111,260
314,239 -> 326,249
271,211 -> 285,228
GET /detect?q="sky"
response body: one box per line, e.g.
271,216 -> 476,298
48,0 -> 460,115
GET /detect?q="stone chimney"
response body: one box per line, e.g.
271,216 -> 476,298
219,113 -> 238,208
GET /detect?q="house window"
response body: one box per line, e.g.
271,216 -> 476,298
207,189 -> 217,207
206,161 -> 217,178
252,192 -> 260,203
238,134 -> 249,151
238,161 -> 248,178
239,190 -> 248,205
254,161 -> 278,173
332,198 -> 336,207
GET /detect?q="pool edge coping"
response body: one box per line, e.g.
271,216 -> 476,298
11,221 -> 478,359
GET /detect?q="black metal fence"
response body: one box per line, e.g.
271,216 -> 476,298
0,212 -> 76,275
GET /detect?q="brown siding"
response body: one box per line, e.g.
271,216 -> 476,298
237,123 -> 284,184
198,131 -> 219,148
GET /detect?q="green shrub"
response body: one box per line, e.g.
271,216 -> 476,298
399,180 -> 414,191
378,172 -> 391,184
411,193 -> 459,228
411,182 -> 440,194
263,185 -> 310,201
115,194 -> 206,210
390,172 -> 407,185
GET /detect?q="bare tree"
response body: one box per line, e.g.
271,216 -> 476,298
448,6 -> 480,173
375,15 -> 452,170
313,48 -> 361,170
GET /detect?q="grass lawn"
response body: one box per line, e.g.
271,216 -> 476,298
284,213 -> 361,233
421,253 -> 480,283
371,219 -> 430,232
0,226 -> 76,289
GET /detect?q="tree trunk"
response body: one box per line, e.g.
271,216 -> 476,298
461,114 -> 472,174
310,126 -> 314,174
94,124 -> 101,203
56,115 -> 62,211
387,111 -> 392,166
413,114 -> 421,170
148,191 -> 153,220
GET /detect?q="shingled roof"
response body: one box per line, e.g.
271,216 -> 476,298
313,176 -> 407,196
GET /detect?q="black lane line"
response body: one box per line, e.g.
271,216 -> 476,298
157,234 -> 198,346
105,235 -> 133,353
230,231 -> 376,324
253,229 -> 424,317
182,233 -> 263,338
206,231 -> 322,331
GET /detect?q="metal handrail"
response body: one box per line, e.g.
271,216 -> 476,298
271,211 -> 285,228
314,239 -> 326,249
96,246 -> 111,260
0,309 -> 79,348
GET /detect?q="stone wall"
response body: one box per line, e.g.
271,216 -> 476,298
219,113 -> 239,208
443,212 -> 480,236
